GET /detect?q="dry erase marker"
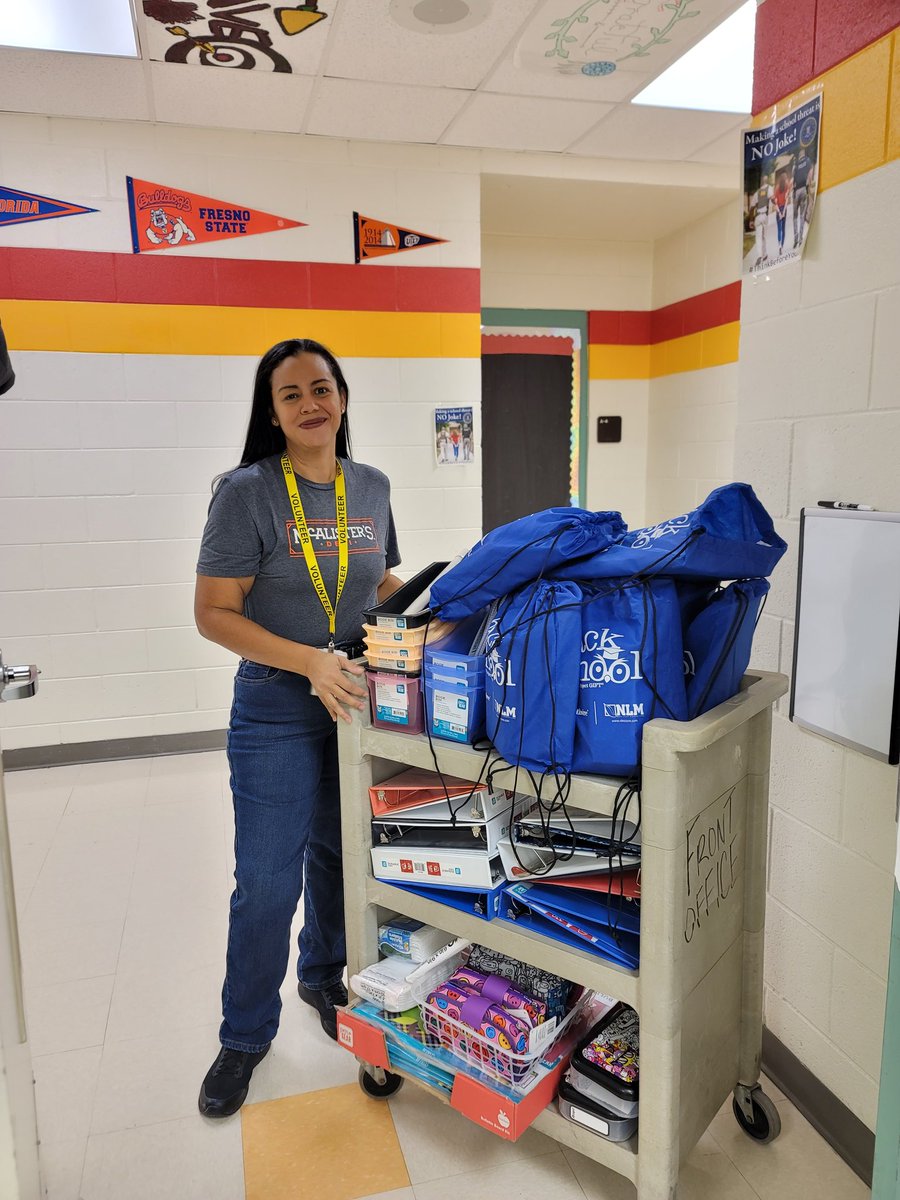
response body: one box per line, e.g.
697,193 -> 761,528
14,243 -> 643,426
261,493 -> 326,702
817,501 -> 876,511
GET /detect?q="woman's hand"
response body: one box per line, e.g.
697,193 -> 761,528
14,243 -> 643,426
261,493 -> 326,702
306,650 -> 367,724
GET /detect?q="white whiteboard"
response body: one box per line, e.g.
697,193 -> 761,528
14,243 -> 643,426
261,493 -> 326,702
790,508 -> 900,763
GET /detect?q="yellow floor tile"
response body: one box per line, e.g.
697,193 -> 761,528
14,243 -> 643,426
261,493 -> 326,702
241,1082 -> 410,1200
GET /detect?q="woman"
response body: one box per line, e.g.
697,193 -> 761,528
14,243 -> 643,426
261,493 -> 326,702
194,338 -> 404,1118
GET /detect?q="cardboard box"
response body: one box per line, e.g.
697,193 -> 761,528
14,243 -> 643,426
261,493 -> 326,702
337,997 -> 605,1142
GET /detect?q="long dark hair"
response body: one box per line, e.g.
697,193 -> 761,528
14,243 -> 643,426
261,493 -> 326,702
238,338 -> 352,467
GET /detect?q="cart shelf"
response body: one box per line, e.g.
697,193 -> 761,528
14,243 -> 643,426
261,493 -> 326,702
339,670 -> 788,1200
367,878 -> 640,1008
359,723 -> 626,817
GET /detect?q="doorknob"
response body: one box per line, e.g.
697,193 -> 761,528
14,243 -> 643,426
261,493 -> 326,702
0,652 -> 39,702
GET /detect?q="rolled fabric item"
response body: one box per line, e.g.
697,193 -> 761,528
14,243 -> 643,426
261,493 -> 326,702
428,507 -> 626,620
447,967 -> 547,1027
425,981 -> 532,1054
465,945 -> 574,1020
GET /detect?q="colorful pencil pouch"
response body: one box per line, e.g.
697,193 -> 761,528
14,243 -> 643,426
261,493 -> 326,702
447,967 -> 547,1027
425,981 -> 532,1053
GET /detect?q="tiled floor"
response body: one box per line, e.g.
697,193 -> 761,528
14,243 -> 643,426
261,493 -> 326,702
4,751 -> 870,1200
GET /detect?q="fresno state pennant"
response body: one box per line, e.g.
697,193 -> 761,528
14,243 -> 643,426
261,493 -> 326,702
0,185 -> 97,228
126,176 -> 304,253
353,212 -> 446,263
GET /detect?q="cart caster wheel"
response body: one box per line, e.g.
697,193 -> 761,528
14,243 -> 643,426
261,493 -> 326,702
733,1090 -> 781,1143
358,1065 -> 404,1099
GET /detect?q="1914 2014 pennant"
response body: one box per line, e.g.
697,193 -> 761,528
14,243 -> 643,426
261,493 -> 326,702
127,176 -> 304,253
353,212 -> 446,263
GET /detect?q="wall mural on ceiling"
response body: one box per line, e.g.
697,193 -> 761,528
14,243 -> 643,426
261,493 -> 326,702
126,176 -> 304,252
142,0 -> 328,71
514,0 -> 701,78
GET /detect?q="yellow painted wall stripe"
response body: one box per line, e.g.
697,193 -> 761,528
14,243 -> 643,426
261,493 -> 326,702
0,300 -> 482,358
753,28 -> 900,195
589,323 -> 740,380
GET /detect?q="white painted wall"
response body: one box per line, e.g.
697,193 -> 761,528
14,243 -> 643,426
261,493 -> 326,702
645,200 -> 741,525
735,159 -> 900,1130
0,115 -> 481,752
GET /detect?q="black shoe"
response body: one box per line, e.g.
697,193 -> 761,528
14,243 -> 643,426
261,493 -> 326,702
198,1044 -> 270,1118
297,979 -> 348,1040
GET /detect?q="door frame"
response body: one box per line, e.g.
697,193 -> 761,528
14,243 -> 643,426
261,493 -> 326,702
481,308 -> 588,508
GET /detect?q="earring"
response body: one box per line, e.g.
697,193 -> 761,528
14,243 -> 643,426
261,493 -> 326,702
271,418 -> 278,426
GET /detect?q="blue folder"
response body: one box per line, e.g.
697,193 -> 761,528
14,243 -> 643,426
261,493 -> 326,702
501,881 -> 640,968
380,877 -> 505,922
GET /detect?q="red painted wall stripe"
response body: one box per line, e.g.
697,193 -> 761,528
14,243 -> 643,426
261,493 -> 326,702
0,248 -> 481,313
588,282 -> 741,346
753,0 -> 899,113
481,334 -> 574,356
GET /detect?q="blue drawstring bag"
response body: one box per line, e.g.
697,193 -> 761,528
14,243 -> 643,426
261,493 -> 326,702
684,578 -> 770,718
554,483 -> 786,583
429,508 -> 625,620
572,579 -> 687,777
484,580 -> 582,773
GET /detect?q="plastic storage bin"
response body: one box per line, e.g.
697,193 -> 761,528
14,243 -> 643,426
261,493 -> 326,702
367,670 -> 424,734
364,562 -> 449,631
557,1075 -> 638,1141
569,1003 -> 639,1118
364,623 -> 427,648
424,670 -> 486,744
421,988 -> 588,1087
366,648 -> 424,674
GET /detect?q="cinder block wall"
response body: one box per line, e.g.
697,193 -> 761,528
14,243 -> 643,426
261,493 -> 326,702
737,9 -> 900,1129
0,117 -> 482,753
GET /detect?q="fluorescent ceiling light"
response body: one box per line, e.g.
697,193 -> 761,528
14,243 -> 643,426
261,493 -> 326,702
631,0 -> 754,114
0,0 -> 139,57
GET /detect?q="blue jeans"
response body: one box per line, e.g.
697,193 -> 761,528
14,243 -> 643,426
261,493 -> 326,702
220,660 -> 345,1052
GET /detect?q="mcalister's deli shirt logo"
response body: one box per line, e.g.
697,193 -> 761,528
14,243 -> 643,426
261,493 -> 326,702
286,518 -> 381,556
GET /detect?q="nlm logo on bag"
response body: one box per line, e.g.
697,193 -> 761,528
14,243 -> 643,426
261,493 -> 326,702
603,702 -> 645,719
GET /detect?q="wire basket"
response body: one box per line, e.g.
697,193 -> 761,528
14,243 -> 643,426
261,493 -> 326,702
421,989 -> 588,1088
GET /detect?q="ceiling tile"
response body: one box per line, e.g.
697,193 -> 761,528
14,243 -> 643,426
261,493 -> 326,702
689,120 -> 748,165
443,93 -> 612,152
0,49 -> 151,121
568,105 -> 744,159
322,0 -> 540,89
484,53 -> 640,103
306,78 -> 469,143
149,62 -> 314,132
513,0 -> 746,87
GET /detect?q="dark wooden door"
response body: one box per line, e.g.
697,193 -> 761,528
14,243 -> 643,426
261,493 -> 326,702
481,352 -> 572,533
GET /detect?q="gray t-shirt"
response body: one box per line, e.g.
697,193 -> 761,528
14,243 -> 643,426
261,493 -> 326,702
197,455 -> 400,647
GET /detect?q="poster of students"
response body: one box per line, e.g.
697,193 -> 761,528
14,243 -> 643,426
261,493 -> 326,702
435,407 -> 474,466
742,93 -> 821,276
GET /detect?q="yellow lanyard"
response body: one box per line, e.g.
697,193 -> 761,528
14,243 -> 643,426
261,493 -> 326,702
280,453 -> 348,651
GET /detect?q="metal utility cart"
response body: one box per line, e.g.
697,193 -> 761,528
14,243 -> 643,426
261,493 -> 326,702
337,670 -> 788,1200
